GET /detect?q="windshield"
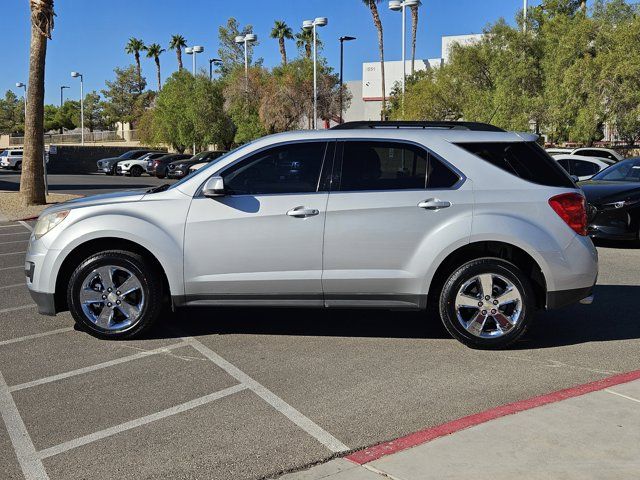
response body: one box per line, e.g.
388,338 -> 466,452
190,151 -> 213,161
169,145 -> 247,190
0,151 -> 7,157
119,151 -> 137,159
591,158 -> 640,182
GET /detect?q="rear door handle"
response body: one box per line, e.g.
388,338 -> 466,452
287,206 -> 320,218
418,198 -> 451,210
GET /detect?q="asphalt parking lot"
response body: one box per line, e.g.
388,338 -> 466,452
0,171 -> 174,197
0,203 -> 639,479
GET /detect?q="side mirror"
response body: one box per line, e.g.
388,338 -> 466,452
570,175 -> 580,183
202,176 -> 226,198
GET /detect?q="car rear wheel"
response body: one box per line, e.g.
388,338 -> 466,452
439,258 -> 534,349
15,161 -> 22,171
129,166 -> 143,177
67,250 -> 163,339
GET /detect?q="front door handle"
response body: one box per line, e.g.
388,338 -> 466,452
418,198 -> 451,210
287,206 -> 320,218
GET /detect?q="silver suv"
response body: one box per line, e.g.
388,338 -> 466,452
25,121 -> 598,349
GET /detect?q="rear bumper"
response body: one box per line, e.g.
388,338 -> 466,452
546,285 -> 594,310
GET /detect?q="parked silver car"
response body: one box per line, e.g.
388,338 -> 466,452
25,121 -> 598,348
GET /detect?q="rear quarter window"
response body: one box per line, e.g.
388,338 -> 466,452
455,141 -> 574,188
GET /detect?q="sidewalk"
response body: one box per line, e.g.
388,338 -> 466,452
280,376 -> 640,480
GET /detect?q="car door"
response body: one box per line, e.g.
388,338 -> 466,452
183,140 -> 333,305
322,139 -> 472,308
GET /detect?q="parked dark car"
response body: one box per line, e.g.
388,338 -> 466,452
166,151 -> 227,179
580,157 -> 640,241
96,150 -> 155,175
146,153 -> 191,178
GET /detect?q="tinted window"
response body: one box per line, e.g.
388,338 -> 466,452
570,160 -> 599,177
223,142 -> 327,195
456,141 -> 574,188
10,151 -> 22,156
0,151 -> 6,157
592,159 -> 640,182
578,149 -> 616,160
337,141 -> 458,191
557,159 -> 571,173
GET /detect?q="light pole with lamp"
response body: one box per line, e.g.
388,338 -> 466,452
389,0 -> 419,114
234,34 -> 258,92
70,72 -> 84,145
185,46 -> 204,154
59,85 -> 70,134
339,36 -> 356,124
302,17 -> 328,129
15,82 -> 27,121
209,58 -> 222,80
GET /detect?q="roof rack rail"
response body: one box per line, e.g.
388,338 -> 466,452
331,121 -> 505,132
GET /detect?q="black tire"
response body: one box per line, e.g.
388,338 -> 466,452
15,161 -> 22,172
129,166 -> 143,177
105,170 -> 114,176
438,257 -> 535,349
156,172 -> 165,179
67,250 -> 163,339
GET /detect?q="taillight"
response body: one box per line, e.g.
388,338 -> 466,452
549,192 -> 588,236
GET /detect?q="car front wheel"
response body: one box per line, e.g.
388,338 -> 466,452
439,258 -> 534,349
129,166 -> 143,177
67,250 -> 163,339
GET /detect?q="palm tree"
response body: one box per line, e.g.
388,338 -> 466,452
295,28 -> 322,59
169,34 -> 187,70
125,37 -> 145,92
410,2 -> 421,74
270,20 -> 294,65
144,43 -> 165,91
362,0 -> 386,119
20,0 -> 54,205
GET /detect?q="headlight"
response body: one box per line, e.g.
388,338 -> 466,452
34,210 -> 69,239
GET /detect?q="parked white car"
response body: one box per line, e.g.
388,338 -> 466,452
571,147 -> 623,162
0,149 -> 23,170
116,152 -> 165,177
553,154 -> 614,181
546,148 -> 573,156
26,121 -> 598,349
188,162 -> 208,174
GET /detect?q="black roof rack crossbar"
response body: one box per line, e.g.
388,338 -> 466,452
331,121 -> 505,132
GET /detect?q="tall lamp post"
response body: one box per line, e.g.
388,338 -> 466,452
303,17 -> 328,129
339,36 -> 356,124
70,72 -> 84,145
209,58 -> 222,80
15,82 -> 27,121
59,85 -> 70,135
185,46 -> 204,154
234,34 -> 258,92
389,0 -> 419,114
523,0 -> 528,32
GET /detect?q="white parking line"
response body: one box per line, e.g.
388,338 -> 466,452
0,327 -> 73,347
0,251 -> 26,256
0,369 -> 49,480
0,304 -> 36,315
0,265 -> 23,271
0,231 -> 30,236
605,389 -> 640,404
10,341 -> 189,392
18,221 -> 33,232
37,383 -> 247,459
0,224 -> 22,228
0,240 -> 30,245
185,337 -> 350,453
0,283 -> 26,290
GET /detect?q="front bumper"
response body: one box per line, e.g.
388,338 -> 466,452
546,285 -> 594,309
27,288 -> 57,316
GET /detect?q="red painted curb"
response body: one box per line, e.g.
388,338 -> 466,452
346,369 -> 640,465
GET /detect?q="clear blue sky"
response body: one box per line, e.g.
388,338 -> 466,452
4,0 -> 541,105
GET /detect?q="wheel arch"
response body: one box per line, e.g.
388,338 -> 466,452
426,241 -> 547,310
54,237 -> 172,313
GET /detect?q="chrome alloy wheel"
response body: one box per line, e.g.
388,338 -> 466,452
79,266 -> 145,331
454,273 -> 522,338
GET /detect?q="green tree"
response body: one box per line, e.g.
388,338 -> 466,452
294,28 -> 322,59
362,0 -> 387,118
0,91 -> 24,134
270,20 -> 294,65
169,34 -> 187,70
218,18 -> 259,75
125,37 -> 145,92
83,92 -> 108,131
144,43 -> 165,91
101,65 -> 147,127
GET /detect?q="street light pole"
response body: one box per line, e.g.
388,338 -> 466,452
209,58 -> 222,81
235,35 -> 257,93
523,0 -> 528,32
15,82 -> 27,122
389,1 -> 419,115
70,72 -> 84,145
185,46 -> 205,154
59,85 -> 69,135
303,18 -> 328,129
339,36 -> 356,124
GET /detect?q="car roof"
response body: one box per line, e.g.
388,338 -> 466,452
554,154 -> 613,163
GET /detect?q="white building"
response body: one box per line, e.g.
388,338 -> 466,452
342,33 -> 483,122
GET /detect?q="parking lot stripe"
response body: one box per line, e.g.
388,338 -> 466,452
0,283 -> 26,290
0,231 -> 30,236
0,370 -> 50,480
18,221 -> 33,232
0,304 -> 36,315
185,337 -> 350,453
37,383 -> 247,459
0,327 -> 73,347
0,265 -> 23,271
0,251 -> 26,256
605,389 -> 640,405
0,240 -> 30,245
9,341 -> 190,392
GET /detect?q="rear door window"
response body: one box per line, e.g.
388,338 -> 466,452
570,160 -> 599,177
455,141 -> 574,188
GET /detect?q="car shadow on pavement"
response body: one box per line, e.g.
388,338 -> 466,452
146,285 -> 640,348
593,239 -> 640,249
